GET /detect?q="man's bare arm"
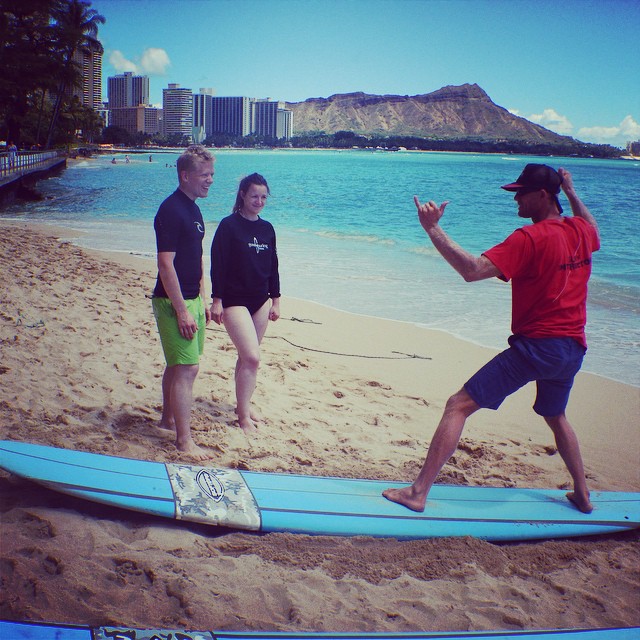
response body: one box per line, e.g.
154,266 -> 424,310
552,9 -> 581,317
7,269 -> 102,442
558,168 -> 599,241
157,251 -> 198,339
415,197 -> 502,282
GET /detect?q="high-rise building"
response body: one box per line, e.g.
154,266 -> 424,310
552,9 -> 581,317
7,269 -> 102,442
144,107 -> 161,135
211,97 -> 253,137
277,107 -> 294,140
109,105 -> 161,135
71,42 -> 103,110
252,100 -> 278,138
108,72 -> 149,109
193,89 -> 215,143
163,83 -> 193,140
253,100 -> 293,140
106,72 -> 159,135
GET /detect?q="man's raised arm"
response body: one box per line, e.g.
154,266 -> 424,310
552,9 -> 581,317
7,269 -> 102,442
558,168 -> 599,240
414,196 -> 501,282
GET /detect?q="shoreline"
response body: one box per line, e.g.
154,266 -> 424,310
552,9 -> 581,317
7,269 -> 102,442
75,145 -> 639,161
1,216 -> 636,389
1,220 -> 639,632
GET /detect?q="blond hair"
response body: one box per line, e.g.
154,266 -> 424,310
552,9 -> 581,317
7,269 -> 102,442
177,145 -> 215,175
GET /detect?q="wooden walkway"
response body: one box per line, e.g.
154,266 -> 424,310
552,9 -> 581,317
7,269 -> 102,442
0,151 -> 67,188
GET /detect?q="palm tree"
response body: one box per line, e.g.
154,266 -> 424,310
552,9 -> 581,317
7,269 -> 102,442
63,96 -> 104,144
45,0 -> 104,149
0,0 -> 58,144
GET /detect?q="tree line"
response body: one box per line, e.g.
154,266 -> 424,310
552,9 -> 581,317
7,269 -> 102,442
101,126 -> 622,159
1,0 -> 105,149
288,131 -> 622,158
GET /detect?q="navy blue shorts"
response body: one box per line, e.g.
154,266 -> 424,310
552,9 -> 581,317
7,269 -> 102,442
464,335 -> 586,417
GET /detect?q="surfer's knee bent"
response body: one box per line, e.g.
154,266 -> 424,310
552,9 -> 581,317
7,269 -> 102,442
445,388 -> 480,417
543,413 -> 567,430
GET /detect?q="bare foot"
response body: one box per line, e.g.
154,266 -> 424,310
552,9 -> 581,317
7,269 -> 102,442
567,491 -> 593,514
236,407 -> 263,423
237,415 -> 258,434
158,420 -> 175,432
382,486 -> 426,512
176,438 -> 213,462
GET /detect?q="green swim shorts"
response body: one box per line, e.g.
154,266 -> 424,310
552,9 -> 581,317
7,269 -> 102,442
152,296 -> 206,366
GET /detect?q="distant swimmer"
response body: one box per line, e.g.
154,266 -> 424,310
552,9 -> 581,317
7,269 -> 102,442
151,145 -> 215,461
210,173 -> 281,434
383,165 -> 599,515
111,157 -> 117,164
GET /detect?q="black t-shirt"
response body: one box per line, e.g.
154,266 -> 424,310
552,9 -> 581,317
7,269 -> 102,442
210,213 -> 280,301
153,189 -> 205,300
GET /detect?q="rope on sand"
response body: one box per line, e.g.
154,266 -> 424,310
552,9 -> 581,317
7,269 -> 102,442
275,336 -> 431,360
283,316 -> 322,325
279,316 -> 431,359
206,323 -> 431,360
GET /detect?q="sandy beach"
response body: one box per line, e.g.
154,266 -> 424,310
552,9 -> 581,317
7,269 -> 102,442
0,220 -> 638,633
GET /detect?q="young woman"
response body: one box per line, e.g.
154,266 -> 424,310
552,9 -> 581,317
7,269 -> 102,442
210,173 -> 281,433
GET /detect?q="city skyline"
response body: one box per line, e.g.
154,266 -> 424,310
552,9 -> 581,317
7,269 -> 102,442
105,71 -> 289,110
105,72 -> 291,122
106,73 -> 293,141
93,0 -> 639,147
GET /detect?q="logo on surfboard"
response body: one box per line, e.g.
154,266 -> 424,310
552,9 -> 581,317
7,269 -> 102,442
195,469 -> 225,502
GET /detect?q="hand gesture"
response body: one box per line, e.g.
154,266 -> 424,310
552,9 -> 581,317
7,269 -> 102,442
414,196 -> 449,232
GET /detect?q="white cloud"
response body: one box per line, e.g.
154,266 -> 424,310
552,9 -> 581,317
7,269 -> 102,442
508,106 -> 573,136
140,48 -> 171,75
577,124 -> 620,140
508,107 -> 639,147
528,108 -> 574,135
108,47 -> 171,76
578,115 -> 640,145
109,50 -> 137,73
620,115 -> 640,137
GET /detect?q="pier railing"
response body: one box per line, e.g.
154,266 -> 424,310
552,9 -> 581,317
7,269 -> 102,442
0,150 -> 64,179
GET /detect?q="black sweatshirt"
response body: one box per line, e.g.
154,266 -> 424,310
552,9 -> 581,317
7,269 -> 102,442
210,213 -> 280,302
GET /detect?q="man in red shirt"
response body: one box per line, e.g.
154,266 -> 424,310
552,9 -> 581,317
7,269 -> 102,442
383,165 -> 599,514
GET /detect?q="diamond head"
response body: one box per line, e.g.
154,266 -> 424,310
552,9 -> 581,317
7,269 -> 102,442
285,84 -> 619,157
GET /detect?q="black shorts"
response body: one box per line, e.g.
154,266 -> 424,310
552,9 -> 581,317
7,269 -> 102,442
222,294 -> 270,316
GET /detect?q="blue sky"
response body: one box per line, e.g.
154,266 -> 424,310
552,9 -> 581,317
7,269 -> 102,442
92,0 -> 639,147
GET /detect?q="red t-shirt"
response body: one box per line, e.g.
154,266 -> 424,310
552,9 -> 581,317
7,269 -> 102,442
483,217 -> 600,348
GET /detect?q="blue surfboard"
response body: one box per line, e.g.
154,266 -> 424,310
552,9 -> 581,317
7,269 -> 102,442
2,620 -> 639,640
0,440 -> 638,541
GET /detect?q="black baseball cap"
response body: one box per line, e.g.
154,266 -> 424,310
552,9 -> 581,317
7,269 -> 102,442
501,164 -> 563,212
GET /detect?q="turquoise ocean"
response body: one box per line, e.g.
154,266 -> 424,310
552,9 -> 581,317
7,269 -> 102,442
2,149 -> 639,386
